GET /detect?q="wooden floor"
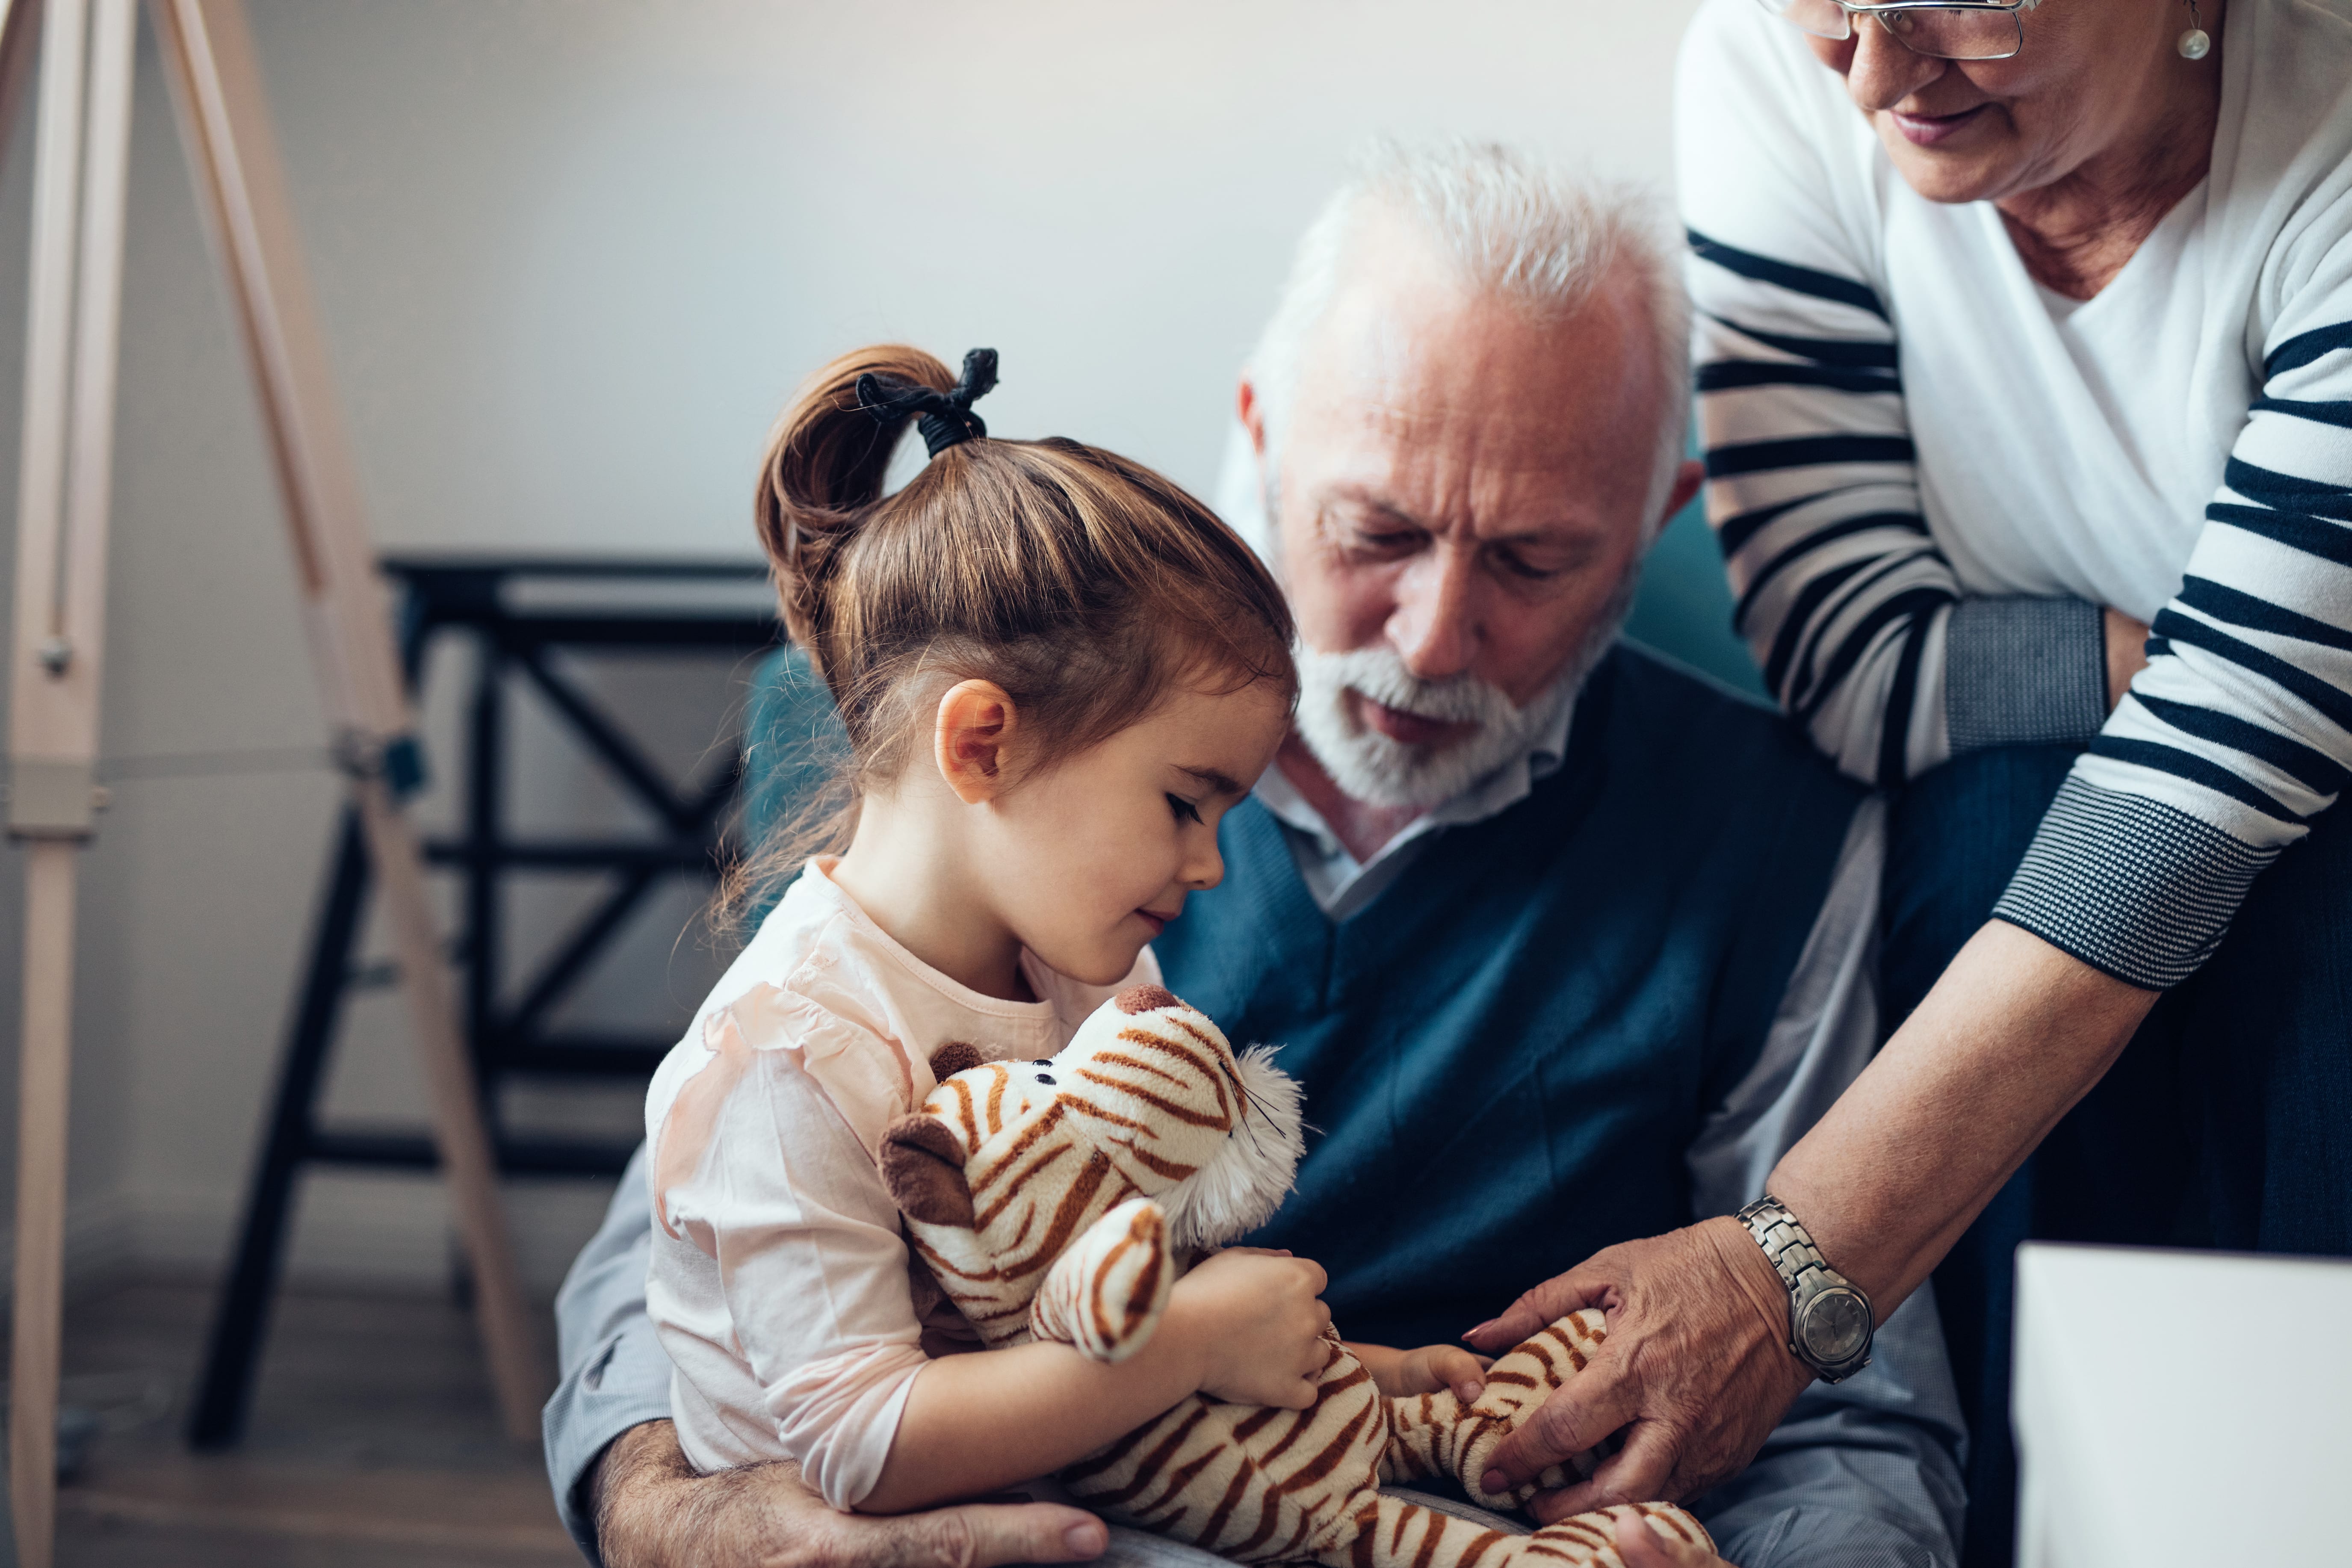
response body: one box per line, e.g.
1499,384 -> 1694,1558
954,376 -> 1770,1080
23,1275 -> 578,1568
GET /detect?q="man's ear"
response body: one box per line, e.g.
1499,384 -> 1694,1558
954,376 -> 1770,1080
934,679 -> 1019,805
1237,376 -> 1267,458
1662,458 -> 1704,525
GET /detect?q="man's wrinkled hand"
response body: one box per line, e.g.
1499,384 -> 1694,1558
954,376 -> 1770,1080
1460,1218 -> 1811,1522
593,1419 -> 1108,1568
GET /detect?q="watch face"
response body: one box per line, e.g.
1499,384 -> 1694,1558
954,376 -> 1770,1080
1800,1288 -> 1870,1364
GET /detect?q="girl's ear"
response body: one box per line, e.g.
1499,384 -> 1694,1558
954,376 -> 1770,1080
934,679 -> 1020,804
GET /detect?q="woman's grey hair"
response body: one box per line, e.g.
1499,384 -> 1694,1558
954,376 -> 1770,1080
1247,139 -> 1692,534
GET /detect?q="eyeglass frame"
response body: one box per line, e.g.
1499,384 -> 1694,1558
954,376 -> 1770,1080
1756,0 -> 2030,62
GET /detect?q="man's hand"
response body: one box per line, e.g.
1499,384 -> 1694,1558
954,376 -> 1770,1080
1461,1218 -> 1810,1523
592,1420 -> 1108,1568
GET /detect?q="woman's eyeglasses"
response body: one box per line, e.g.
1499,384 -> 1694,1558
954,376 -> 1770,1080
1749,0 -> 2027,61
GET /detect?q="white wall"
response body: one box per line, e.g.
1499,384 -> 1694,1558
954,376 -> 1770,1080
0,0 -> 1704,1296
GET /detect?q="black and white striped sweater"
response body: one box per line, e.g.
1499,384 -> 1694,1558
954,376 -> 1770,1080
1675,0 -> 2352,989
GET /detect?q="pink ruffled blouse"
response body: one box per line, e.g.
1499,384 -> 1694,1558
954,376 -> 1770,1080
643,860 -> 1156,1507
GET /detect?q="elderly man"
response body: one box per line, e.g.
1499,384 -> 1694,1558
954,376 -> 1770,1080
543,144 -> 1965,1568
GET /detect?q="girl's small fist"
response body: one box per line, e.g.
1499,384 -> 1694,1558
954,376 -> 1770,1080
1612,1509 -> 1735,1568
1171,1249 -> 1333,1409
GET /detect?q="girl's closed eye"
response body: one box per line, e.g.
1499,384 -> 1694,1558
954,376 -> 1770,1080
1167,793 -> 1204,825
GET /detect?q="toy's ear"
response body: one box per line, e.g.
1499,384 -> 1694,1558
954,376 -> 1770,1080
881,1115 -> 975,1228
1115,985 -> 1180,1015
928,1041 -> 984,1079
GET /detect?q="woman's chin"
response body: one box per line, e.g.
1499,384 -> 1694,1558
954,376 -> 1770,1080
1878,128 -> 2021,206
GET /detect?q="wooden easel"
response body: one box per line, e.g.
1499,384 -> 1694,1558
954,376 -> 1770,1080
4,1 -> 548,1561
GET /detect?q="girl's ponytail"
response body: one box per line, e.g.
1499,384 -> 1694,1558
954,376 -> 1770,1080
756,344 -> 957,670
729,340 -> 1297,930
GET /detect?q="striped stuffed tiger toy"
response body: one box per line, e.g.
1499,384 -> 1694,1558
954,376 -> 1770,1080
878,985 -> 1713,1568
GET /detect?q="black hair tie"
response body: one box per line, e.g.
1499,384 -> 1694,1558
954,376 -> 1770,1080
857,348 -> 999,458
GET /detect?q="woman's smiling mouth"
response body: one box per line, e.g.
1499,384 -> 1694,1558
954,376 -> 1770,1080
1888,104 -> 1992,147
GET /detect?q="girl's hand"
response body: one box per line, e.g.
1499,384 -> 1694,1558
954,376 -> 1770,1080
1167,1247 -> 1332,1410
1349,1342 -> 1491,1402
1611,1508 -> 1737,1568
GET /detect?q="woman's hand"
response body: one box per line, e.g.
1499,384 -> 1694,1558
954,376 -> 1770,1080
2103,607 -> 2151,709
1348,1341 -> 1491,1401
1465,1220 -> 1809,1522
1611,1507 -> 1739,1568
1167,1247 -> 1333,1409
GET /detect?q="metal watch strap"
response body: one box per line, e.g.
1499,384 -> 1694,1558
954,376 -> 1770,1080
1735,1195 -> 1874,1383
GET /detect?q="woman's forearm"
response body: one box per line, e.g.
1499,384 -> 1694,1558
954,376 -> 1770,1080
860,1332 -> 1205,1515
1768,919 -> 2159,1309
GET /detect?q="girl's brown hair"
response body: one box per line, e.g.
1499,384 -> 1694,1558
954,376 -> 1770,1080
724,344 -> 1296,916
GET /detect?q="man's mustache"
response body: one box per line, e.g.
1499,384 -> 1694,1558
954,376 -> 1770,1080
1303,647 -> 1524,735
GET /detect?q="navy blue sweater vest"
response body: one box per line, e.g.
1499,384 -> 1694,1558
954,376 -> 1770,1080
1154,645 -> 1862,1352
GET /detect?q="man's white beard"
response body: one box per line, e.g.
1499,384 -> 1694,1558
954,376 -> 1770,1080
1291,570 -> 1637,812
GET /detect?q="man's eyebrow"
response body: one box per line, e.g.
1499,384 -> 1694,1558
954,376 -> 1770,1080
1326,485 -> 1604,546
1177,766 -> 1247,798
1323,487 -> 1427,531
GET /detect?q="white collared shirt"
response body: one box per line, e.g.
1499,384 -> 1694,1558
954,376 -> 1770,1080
1253,691 -> 1580,923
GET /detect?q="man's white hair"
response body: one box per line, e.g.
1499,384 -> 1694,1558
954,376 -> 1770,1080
1246,139 -> 1691,535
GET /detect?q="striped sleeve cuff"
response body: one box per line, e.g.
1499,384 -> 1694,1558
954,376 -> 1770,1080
1992,774 -> 2278,989
1945,597 -> 2108,753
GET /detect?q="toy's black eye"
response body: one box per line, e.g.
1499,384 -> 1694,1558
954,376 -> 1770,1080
1034,1072 -> 1056,1085
1032,1060 -> 1053,1067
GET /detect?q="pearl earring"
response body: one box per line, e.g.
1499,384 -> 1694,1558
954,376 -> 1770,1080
2178,0 -> 2211,58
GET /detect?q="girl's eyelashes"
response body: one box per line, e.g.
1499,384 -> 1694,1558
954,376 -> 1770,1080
1166,792 -> 1204,825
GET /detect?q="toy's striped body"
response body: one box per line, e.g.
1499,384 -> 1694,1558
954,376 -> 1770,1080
1064,1313 -> 1707,1568
881,990 -> 1710,1568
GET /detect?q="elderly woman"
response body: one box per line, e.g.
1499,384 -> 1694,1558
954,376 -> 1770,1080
1473,0 -> 2350,1562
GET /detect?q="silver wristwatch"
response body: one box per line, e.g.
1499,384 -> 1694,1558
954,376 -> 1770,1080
1735,1195 -> 1874,1383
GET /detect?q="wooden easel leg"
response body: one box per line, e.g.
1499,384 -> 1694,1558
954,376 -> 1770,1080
7,0 -> 132,1556
351,783 -> 546,1436
9,842 -> 78,1568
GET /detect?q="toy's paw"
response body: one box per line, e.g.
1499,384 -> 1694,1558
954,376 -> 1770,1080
1029,1197 -> 1173,1362
1532,1503 -> 1716,1568
1455,1308 -> 1610,1509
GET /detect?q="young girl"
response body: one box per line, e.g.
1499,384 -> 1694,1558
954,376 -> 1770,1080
645,344 -> 1483,1517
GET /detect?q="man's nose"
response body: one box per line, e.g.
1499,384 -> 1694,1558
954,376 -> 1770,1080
1845,21 -> 1947,111
1385,546 -> 1479,682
